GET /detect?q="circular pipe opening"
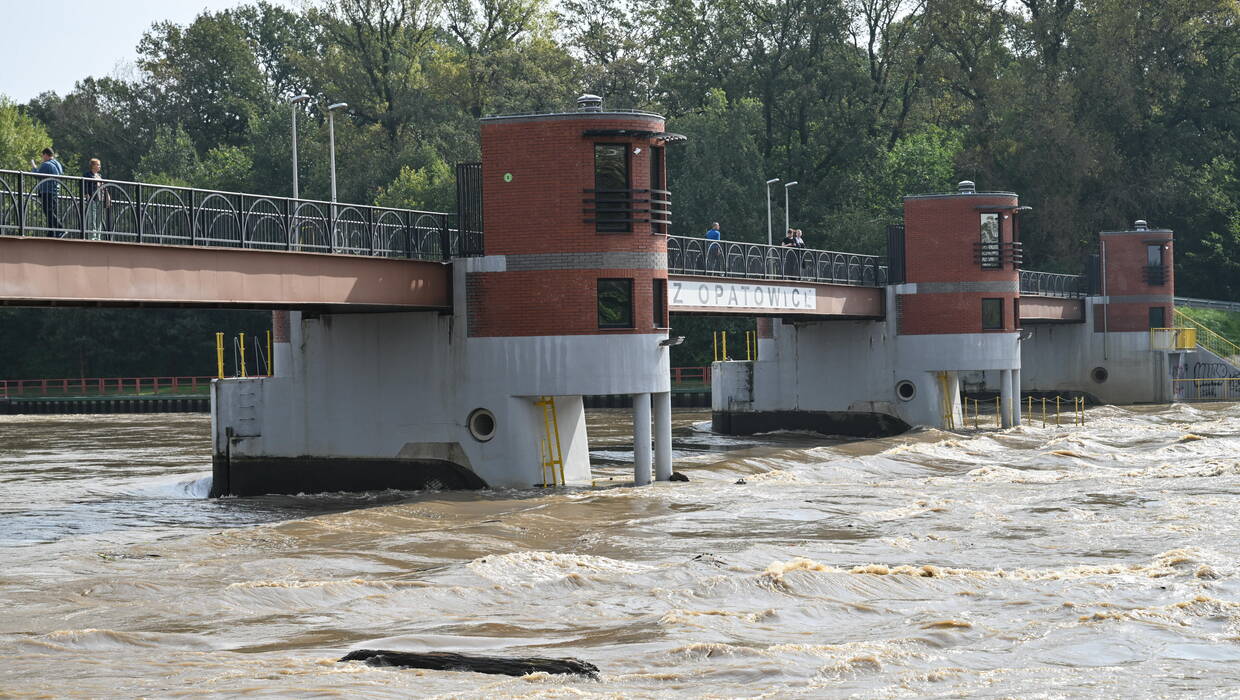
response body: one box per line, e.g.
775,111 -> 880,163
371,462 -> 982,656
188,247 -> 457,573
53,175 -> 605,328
1091,367 -> 1109,384
468,408 -> 496,442
895,380 -> 917,401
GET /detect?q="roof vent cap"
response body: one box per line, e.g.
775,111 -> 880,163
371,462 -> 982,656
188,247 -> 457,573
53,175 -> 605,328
1134,219 -> 1149,231
577,94 -> 603,112
958,180 -> 976,194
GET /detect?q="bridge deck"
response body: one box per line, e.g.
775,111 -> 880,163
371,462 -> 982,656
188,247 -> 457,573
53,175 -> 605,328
0,236 -> 450,311
1019,296 -> 1085,323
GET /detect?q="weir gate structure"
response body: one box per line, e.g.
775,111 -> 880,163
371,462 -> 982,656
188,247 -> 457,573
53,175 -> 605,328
2,96 -> 1234,496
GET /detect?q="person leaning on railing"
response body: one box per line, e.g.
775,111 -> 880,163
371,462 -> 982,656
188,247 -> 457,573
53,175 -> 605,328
781,228 -> 798,276
29,148 -> 63,235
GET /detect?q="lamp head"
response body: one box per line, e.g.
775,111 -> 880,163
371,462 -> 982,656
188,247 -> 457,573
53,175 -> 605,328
785,180 -> 799,188
765,178 -> 780,185
328,102 -> 348,111
290,94 -> 311,104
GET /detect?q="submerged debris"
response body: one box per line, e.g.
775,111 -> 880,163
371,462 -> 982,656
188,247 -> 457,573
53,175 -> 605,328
338,649 -> 600,678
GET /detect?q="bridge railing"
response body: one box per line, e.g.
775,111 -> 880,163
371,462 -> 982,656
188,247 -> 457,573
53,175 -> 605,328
667,235 -> 886,286
0,375 -> 218,398
0,169 -> 484,260
1176,296 -> 1240,313
1018,269 -> 1087,298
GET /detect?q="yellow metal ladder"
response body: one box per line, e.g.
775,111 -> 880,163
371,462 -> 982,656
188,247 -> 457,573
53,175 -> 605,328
535,396 -> 565,487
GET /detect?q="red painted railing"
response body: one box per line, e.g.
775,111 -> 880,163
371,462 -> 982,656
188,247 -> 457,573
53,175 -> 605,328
0,376 -> 220,398
671,366 -> 711,386
2,367 -> 710,398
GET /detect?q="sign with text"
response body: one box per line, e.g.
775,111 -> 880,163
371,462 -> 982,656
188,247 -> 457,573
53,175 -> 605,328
670,279 -> 817,311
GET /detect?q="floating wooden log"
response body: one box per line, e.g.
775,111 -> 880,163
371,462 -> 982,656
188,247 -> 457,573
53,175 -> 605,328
338,649 -> 600,678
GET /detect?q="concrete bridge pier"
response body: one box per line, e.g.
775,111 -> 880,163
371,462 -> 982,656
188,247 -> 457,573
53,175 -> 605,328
633,392 -> 652,486
1012,369 -> 1022,425
271,311 -> 292,377
1000,369 -> 1015,428
711,182 -> 1026,438
653,391 -> 673,481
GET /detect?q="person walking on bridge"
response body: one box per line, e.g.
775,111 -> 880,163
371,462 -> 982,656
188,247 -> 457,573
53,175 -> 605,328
30,148 -> 63,236
705,221 -> 723,273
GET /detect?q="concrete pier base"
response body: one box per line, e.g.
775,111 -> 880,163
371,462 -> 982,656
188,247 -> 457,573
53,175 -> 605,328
1012,368 -> 1022,426
633,392 -> 652,486
1000,369 -> 1014,428
209,454 -> 487,498
653,391 -> 672,481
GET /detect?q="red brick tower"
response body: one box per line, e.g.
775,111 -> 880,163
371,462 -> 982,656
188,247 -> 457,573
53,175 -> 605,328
1098,220 -> 1174,332
898,181 -> 1026,426
900,181 -> 1022,337
463,95 -> 679,485
471,96 -> 672,338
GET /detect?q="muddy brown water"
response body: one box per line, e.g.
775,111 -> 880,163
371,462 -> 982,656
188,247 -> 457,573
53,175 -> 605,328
1,404 -> 1239,698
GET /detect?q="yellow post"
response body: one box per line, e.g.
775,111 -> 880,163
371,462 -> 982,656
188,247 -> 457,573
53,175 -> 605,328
215,332 -> 225,379
551,398 -> 565,485
722,331 -> 728,361
239,332 -> 248,378
1041,397 -> 1047,427
994,396 -> 1000,428
266,330 -> 273,376
712,332 -> 718,362
973,399 -> 978,429
1055,396 -> 1060,426
1027,396 -> 1032,419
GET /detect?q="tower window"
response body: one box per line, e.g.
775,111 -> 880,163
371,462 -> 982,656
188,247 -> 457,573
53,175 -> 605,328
653,278 -> 667,328
650,146 -> 666,234
594,143 -> 630,232
982,298 -> 1004,330
980,213 -> 1000,269
1147,244 -> 1164,267
1149,306 -> 1166,329
598,278 -> 634,328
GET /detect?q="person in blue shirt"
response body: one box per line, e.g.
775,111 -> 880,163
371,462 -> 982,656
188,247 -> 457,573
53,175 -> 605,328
30,148 -> 64,235
704,221 -> 722,272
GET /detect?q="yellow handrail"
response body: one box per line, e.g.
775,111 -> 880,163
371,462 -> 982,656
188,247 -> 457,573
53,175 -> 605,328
215,332 -> 225,379
238,332 -> 248,378
1174,309 -> 1240,359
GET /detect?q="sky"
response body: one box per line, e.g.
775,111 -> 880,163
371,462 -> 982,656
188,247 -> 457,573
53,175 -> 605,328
0,0 -> 295,103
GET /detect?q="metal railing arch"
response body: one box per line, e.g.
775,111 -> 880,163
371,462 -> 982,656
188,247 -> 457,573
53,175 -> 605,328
0,168 -> 481,260
666,235 -> 886,286
1018,269 -> 1086,298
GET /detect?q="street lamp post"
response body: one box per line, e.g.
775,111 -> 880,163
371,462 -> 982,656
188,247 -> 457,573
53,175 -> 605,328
765,178 -> 780,246
327,102 -> 348,205
783,181 -> 798,238
289,94 -> 311,200
327,102 -> 347,253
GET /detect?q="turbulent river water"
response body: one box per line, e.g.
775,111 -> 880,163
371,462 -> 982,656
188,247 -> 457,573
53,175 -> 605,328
2,404 -> 1240,698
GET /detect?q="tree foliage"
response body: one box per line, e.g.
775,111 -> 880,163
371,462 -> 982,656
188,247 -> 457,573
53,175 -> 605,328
0,97 -> 51,171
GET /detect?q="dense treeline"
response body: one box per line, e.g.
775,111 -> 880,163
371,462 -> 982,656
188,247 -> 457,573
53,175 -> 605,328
1,0 -> 1238,376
